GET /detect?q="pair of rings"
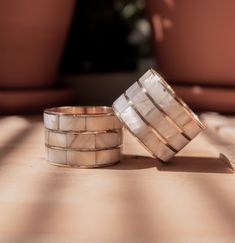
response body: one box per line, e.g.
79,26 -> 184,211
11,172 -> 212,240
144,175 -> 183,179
44,69 -> 205,167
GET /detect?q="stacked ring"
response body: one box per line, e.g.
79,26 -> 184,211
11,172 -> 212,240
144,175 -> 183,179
113,69 -> 205,162
44,106 -> 122,168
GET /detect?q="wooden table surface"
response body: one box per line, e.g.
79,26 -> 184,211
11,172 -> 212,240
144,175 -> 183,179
0,114 -> 235,243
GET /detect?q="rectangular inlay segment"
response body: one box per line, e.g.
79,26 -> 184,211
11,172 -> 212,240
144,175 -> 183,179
46,147 -> 66,164
59,116 -> 86,131
43,113 -> 58,130
86,116 -> 114,131
67,134 -> 95,149
67,150 -> 96,166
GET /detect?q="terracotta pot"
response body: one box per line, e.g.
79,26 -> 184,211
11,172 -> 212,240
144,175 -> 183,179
0,88 -> 74,115
172,85 -> 235,113
146,0 -> 235,85
0,0 -> 75,89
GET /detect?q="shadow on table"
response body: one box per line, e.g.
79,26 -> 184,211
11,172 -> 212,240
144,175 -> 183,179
107,155 -> 233,173
161,155 -> 233,173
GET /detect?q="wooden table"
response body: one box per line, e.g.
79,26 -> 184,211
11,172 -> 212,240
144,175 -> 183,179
0,114 -> 235,243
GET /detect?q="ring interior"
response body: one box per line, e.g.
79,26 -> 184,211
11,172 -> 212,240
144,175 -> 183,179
45,106 -> 113,116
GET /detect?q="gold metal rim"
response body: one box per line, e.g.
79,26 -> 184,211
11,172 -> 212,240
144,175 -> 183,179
124,92 -> 178,153
44,106 -> 115,117
45,144 -> 122,152
136,80 -> 191,141
112,105 -> 166,163
147,69 -> 206,130
45,127 -> 122,135
47,160 -> 121,169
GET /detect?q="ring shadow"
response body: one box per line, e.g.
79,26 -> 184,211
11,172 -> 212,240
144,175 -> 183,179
105,154 -> 234,174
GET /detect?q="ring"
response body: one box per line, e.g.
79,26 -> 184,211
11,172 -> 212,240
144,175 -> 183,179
43,106 -> 123,168
113,69 -> 205,162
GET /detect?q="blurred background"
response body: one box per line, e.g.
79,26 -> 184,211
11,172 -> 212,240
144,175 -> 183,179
1,0 -> 235,114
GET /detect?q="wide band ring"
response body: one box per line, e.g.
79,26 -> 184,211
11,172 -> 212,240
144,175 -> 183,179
43,106 -> 123,168
113,69 -> 205,162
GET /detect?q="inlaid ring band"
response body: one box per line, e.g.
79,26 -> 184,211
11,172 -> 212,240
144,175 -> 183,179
45,145 -> 121,168
44,106 -> 122,132
45,128 -> 122,150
